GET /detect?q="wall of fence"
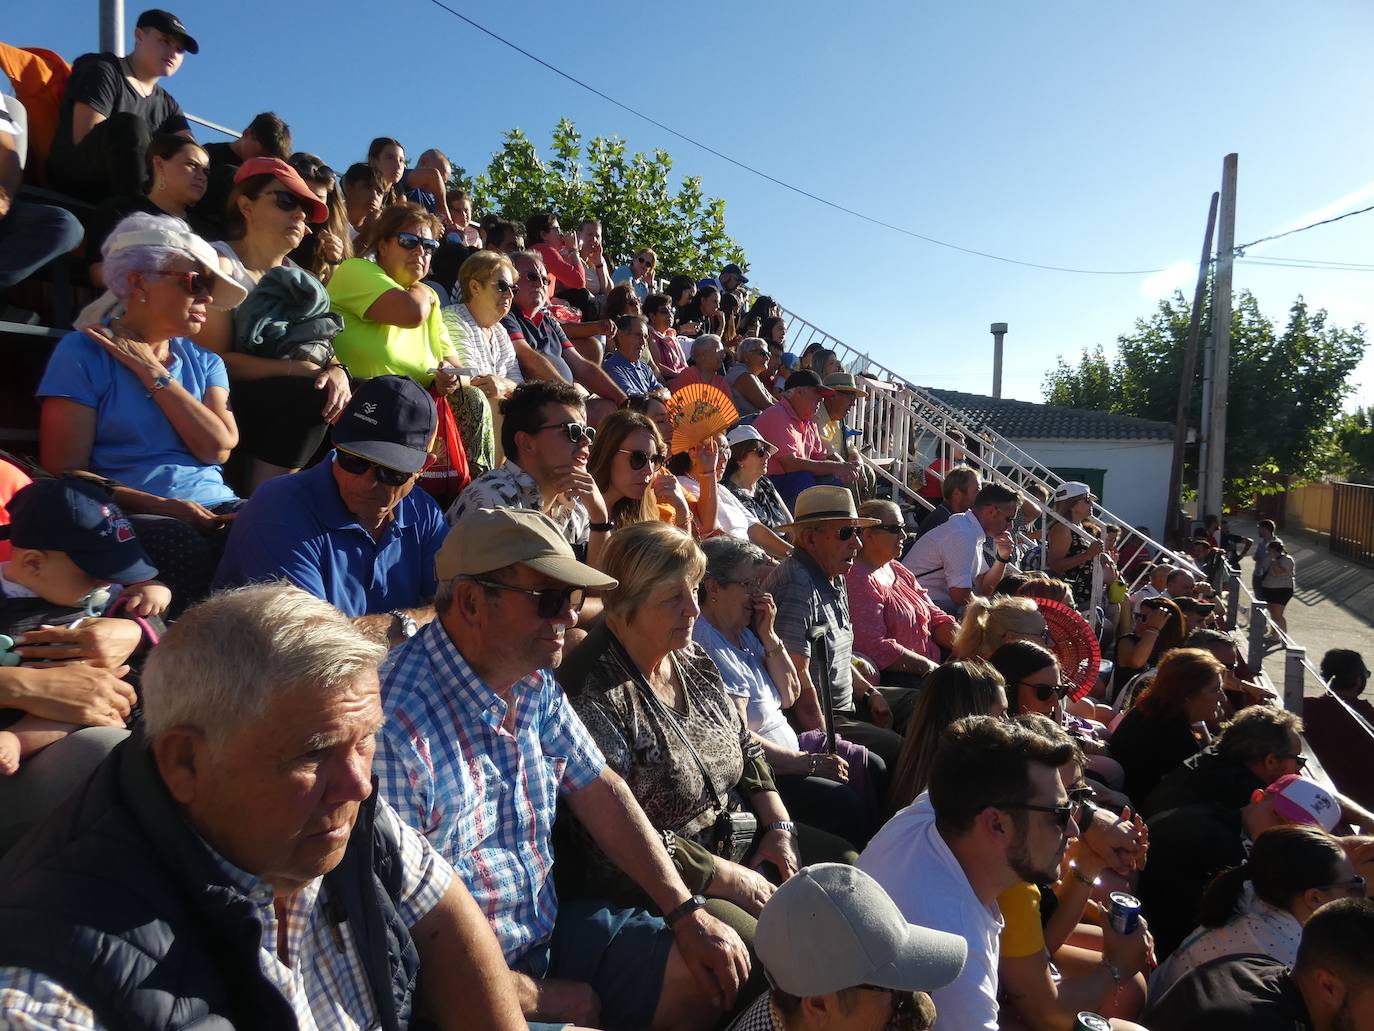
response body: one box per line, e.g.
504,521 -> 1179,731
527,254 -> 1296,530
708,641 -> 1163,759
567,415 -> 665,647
1285,481 -> 1335,535
1331,481 -> 1374,567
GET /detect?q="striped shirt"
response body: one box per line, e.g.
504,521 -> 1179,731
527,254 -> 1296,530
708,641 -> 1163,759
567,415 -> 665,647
375,618 -> 606,964
0,801 -> 452,1031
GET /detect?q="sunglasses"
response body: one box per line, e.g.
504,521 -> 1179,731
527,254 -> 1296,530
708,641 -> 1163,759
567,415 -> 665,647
146,268 -> 212,297
265,189 -> 311,215
1323,875 -> 1368,896
871,523 -> 906,535
833,526 -> 864,541
537,421 -> 596,446
335,449 -> 413,486
522,270 -> 552,285
1275,752 -> 1310,771
1012,801 -> 1078,829
491,278 -> 517,295
618,448 -> 666,470
1020,678 -> 1073,703
467,578 -> 585,619
392,231 -> 440,254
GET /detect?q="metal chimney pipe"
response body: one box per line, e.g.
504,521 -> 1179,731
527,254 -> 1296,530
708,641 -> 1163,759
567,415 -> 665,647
990,323 -> 1008,398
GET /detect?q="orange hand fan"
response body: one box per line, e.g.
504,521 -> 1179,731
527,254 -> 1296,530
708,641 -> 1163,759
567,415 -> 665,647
667,383 -> 739,456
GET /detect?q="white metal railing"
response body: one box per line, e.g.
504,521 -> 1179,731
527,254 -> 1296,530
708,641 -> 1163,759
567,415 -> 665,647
771,301 -> 1346,717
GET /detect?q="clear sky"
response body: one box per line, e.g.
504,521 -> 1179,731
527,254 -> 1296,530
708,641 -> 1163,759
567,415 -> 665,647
13,1 -> 1373,408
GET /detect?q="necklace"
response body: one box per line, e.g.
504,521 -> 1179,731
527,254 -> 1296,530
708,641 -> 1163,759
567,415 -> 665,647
120,55 -> 153,97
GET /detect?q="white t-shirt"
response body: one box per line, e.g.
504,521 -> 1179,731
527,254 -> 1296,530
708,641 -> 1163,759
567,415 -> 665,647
678,474 -> 758,540
692,618 -> 799,750
901,509 -> 989,613
858,793 -> 1003,1030
1129,583 -> 1162,613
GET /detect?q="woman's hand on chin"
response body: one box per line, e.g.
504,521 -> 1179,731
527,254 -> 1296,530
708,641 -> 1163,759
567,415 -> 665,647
706,857 -> 774,917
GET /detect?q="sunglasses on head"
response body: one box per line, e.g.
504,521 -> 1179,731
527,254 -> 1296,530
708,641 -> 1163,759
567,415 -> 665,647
618,448 -> 666,470
537,421 -> 596,446
145,268 -> 212,297
392,231 -> 439,253
466,578 -> 585,619
335,449 -> 413,486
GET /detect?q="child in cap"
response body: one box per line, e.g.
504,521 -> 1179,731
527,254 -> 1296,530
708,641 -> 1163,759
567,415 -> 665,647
0,476 -> 166,773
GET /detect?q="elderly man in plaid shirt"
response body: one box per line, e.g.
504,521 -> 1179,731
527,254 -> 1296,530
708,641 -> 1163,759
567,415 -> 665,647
0,583 -> 524,1031
377,507 -> 751,1031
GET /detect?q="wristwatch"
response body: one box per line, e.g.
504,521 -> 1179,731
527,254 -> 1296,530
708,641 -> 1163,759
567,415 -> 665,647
389,610 -> 419,641
664,893 -> 707,927
767,821 -> 798,837
149,372 -> 172,392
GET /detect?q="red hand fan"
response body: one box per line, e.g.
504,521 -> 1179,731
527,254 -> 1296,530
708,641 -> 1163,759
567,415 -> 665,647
1031,598 -> 1102,701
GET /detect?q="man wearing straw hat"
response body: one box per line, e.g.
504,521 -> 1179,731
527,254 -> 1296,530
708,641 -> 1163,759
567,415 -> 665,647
767,485 -> 916,769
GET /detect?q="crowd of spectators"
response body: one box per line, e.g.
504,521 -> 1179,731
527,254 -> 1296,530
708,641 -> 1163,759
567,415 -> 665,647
1,13 -> 1373,1030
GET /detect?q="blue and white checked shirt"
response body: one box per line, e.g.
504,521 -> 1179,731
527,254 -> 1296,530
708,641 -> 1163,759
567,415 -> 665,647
375,619 -> 606,964
0,801 -> 452,1031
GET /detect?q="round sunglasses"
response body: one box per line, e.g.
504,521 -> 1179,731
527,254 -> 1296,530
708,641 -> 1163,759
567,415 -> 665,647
617,448 -> 666,470
536,421 -> 596,446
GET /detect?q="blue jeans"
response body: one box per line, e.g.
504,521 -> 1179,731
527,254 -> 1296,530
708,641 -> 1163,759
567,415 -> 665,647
0,201 -> 84,290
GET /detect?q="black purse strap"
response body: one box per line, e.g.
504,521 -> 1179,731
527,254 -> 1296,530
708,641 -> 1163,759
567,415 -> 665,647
623,649 -> 728,815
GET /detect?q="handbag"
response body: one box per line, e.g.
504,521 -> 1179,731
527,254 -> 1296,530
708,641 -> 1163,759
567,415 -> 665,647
418,387 -> 471,504
633,661 -> 757,863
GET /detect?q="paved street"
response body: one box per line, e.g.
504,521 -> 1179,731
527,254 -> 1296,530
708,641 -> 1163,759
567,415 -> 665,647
1227,519 -> 1374,697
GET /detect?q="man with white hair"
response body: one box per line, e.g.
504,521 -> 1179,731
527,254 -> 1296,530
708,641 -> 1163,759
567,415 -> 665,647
671,334 -> 729,394
0,582 -> 525,1030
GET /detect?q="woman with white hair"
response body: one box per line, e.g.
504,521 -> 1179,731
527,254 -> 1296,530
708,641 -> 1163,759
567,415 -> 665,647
37,211 -> 247,605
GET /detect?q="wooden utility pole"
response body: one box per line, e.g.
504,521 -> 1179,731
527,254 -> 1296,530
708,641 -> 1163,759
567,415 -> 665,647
1202,154 -> 1238,519
1168,191 -> 1219,541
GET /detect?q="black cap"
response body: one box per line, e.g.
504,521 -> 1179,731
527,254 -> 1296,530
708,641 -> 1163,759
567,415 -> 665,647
136,9 -> 200,54
332,376 -> 437,474
0,477 -> 157,583
783,369 -> 835,396
722,262 -> 749,284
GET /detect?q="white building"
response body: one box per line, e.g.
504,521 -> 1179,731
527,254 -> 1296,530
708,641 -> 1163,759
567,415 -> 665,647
925,388 -> 1174,537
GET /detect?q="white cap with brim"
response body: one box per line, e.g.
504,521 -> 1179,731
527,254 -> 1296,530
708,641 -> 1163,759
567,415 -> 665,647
1052,480 -> 1096,504
726,424 -> 776,454
76,219 -> 249,326
438,507 -> 619,590
755,864 -> 967,997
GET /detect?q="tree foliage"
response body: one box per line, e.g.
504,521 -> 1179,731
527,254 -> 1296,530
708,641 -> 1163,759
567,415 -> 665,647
1335,406 -> 1374,483
1042,290 -> 1366,503
449,119 -> 746,281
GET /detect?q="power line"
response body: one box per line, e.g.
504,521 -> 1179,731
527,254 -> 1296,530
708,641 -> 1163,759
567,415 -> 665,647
1241,254 -> 1374,269
419,0 -> 1170,277
1238,257 -> 1374,273
1233,202 -> 1374,254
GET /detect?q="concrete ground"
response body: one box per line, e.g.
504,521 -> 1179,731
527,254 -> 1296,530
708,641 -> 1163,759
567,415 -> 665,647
1226,518 -> 1374,697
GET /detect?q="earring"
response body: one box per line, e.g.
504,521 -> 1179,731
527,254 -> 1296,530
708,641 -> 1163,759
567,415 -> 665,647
156,177 -> 167,192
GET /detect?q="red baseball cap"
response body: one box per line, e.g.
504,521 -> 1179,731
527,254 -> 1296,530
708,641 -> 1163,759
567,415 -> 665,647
234,157 -> 328,223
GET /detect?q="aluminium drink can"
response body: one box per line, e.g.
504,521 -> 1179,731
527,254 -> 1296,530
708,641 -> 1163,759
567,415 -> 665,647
1074,1014 -> 1112,1031
1108,891 -> 1142,934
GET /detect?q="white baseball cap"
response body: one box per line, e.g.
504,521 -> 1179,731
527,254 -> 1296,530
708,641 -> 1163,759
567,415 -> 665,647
754,864 -> 967,997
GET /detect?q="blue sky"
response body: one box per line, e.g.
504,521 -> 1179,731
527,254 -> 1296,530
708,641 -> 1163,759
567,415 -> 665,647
14,1 -> 1374,408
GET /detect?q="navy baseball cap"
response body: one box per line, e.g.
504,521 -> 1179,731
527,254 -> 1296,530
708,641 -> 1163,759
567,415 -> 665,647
721,262 -> 749,284
332,375 -> 437,474
0,477 -> 156,583
136,10 -> 200,54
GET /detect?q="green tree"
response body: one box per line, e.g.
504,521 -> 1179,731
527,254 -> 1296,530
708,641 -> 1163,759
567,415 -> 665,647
1043,290 -> 1366,504
1335,406 -> 1374,483
458,119 -> 745,280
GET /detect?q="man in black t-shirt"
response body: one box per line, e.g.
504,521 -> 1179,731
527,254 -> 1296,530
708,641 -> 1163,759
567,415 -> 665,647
47,9 -> 198,200
1142,898 -> 1374,1031
192,112 -> 291,236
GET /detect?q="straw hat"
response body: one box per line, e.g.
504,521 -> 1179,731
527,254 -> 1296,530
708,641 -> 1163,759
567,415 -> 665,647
776,485 -> 880,534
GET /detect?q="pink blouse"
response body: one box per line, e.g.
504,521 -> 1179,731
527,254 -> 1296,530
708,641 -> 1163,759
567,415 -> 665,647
651,328 -> 688,378
845,558 -> 957,669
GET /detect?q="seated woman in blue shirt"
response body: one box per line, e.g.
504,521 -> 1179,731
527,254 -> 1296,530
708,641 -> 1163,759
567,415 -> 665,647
602,314 -> 663,397
37,212 -> 247,607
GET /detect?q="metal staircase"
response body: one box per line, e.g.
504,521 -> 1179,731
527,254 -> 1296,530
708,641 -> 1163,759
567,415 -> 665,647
771,301 -> 1340,709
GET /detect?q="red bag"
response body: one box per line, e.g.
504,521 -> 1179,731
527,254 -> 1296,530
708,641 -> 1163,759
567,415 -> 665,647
418,389 -> 471,503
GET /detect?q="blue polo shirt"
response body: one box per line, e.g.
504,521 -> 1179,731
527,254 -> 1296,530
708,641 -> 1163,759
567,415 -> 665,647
602,352 -> 661,396
212,454 -> 447,616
